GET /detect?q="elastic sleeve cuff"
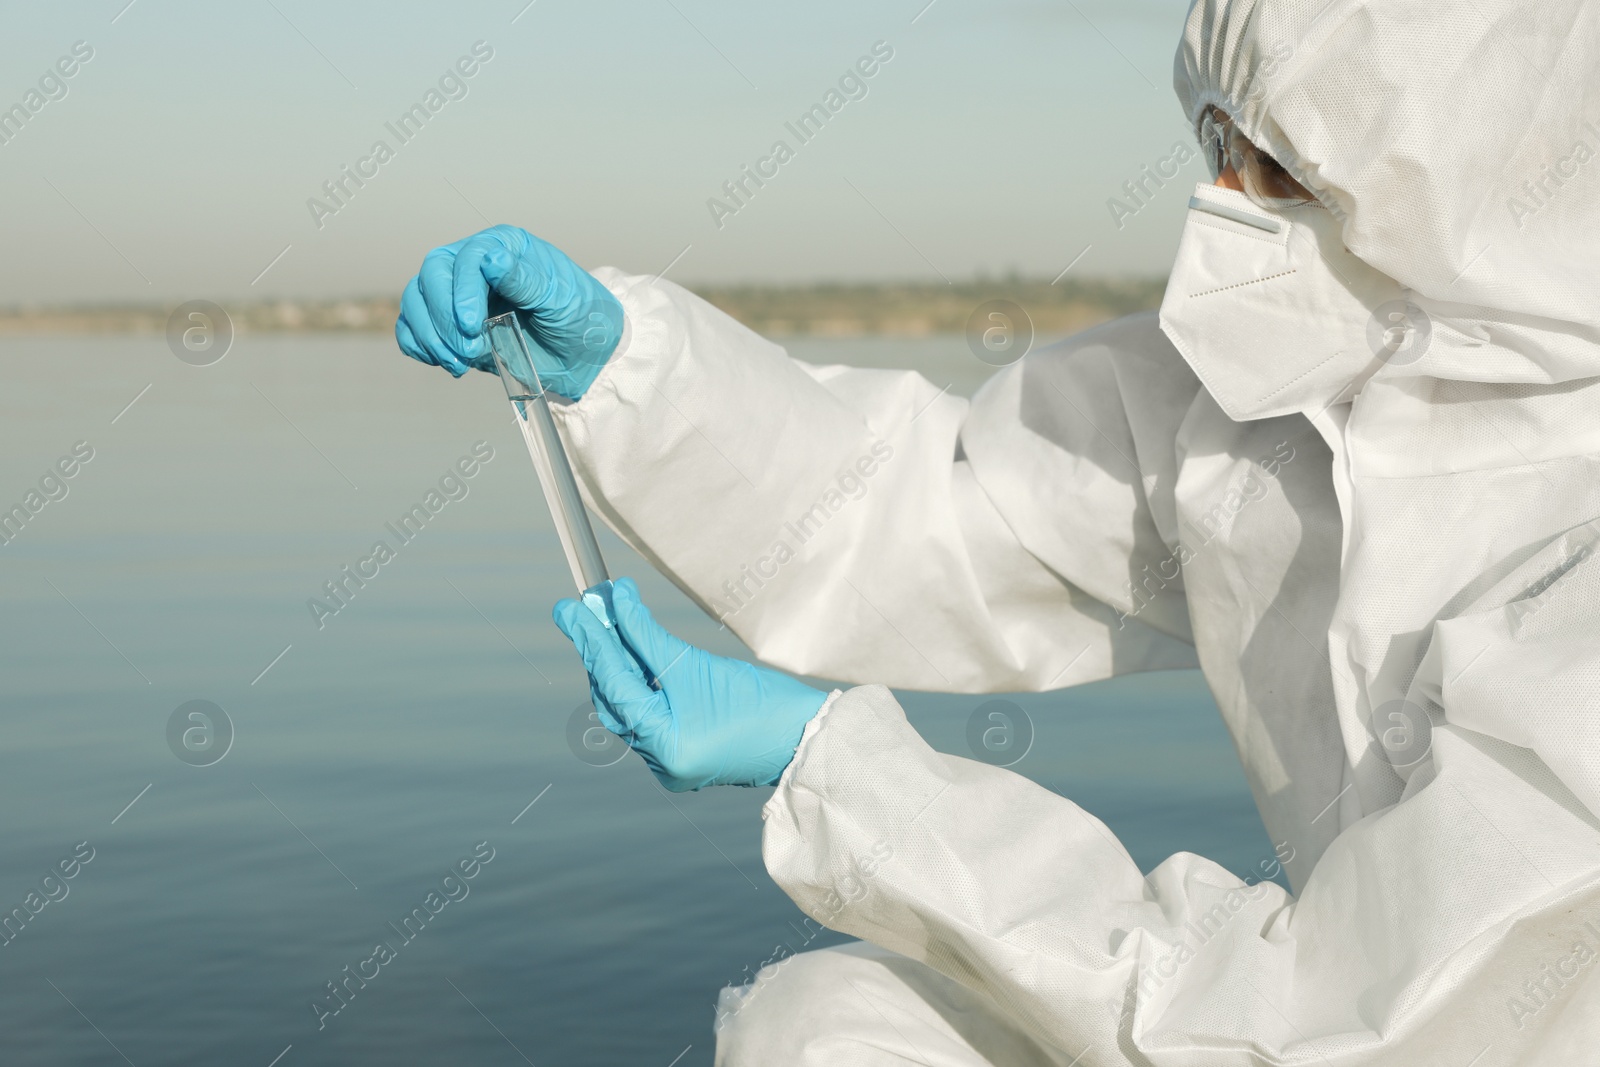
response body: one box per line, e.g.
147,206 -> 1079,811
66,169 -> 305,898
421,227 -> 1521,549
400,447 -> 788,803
764,689 -> 844,813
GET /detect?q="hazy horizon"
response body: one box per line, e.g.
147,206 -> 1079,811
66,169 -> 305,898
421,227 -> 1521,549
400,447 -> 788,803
1,0 -> 1203,304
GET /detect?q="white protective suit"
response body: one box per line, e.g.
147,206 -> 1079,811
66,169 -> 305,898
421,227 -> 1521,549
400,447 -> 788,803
552,0 -> 1600,1062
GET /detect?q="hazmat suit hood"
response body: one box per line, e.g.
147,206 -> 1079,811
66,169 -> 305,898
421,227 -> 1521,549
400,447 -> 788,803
1171,0 -> 1600,394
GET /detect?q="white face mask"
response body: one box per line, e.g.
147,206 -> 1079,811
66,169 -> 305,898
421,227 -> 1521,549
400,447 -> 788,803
1158,183 -> 1411,421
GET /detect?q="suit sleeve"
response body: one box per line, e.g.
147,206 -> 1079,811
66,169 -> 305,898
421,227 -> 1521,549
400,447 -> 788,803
553,268 -> 1200,692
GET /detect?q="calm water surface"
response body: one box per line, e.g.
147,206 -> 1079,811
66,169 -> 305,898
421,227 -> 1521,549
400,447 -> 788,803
0,333 -> 1271,1065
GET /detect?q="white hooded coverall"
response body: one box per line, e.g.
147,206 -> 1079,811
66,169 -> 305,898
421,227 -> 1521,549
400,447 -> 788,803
551,0 -> 1600,1062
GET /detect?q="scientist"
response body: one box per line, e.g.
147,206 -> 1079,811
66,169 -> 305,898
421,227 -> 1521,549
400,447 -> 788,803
396,0 -> 1600,1061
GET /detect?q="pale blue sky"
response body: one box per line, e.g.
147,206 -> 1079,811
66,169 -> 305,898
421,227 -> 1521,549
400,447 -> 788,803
0,0 -> 1204,302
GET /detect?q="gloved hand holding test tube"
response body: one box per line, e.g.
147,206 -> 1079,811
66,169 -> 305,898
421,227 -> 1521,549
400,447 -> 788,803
483,311 -> 615,628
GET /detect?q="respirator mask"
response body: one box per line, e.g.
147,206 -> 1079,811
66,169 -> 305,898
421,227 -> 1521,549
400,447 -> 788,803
1158,110 -> 1417,421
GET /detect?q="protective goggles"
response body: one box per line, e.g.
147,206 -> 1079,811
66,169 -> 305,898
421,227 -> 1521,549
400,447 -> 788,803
1199,108 -> 1317,207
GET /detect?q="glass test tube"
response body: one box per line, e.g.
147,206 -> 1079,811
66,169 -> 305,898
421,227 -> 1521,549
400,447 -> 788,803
484,312 -> 613,624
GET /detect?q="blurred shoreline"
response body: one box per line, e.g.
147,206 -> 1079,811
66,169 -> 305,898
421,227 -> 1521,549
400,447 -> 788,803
0,278 -> 1165,339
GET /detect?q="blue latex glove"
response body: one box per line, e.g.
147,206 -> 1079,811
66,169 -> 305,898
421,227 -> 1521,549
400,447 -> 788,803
553,578 -> 828,792
394,224 -> 623,400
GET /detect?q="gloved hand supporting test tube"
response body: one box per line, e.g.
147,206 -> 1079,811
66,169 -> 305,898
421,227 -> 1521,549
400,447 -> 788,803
484,311 -> 615,627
